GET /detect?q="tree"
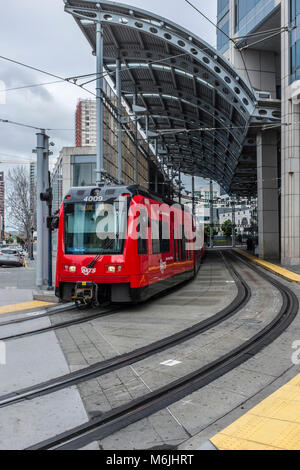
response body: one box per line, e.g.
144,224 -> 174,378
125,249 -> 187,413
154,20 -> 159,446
222,219 -> 233,237
204,225 -> 219,241
16,236 -> 25,246
6,166 -> 32,241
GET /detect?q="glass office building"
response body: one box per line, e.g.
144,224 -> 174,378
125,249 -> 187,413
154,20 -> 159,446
290,0 -> 300,82
217,0 -> 230,53
216,1 -> 300,265
234,0 -> 275,36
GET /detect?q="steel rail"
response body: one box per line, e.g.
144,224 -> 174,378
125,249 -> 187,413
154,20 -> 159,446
0,303 -> 76,327
0,253 -> 249,411
27,250 -> 298,450
0,307 -> 121,342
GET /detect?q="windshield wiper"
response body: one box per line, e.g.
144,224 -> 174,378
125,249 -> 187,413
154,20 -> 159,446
87,254 -> 101,269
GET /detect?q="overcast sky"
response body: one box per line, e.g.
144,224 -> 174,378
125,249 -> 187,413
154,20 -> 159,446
0,0 -> 217,179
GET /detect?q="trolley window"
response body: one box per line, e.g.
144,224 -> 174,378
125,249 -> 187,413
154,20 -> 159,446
180,225 -> 186,261
64,202 -> 128,255
151,220 -> 170,254
137,208 -> 148,255
160,221 -> 170,253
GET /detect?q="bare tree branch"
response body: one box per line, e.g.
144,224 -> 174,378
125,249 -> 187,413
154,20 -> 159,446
6,166 -> 33,241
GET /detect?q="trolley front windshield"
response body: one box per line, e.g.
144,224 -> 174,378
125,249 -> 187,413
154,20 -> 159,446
64,201 -> 128,255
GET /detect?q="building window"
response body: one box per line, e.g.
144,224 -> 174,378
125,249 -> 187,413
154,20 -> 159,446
217,0 -> 230,52
234,0 -> 276,36
73,162 -> 96,187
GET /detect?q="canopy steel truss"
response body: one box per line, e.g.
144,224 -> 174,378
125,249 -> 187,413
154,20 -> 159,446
64,0 -> 280,196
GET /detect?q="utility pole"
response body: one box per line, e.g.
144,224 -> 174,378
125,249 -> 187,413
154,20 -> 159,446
40,172 -> 53,290
34,130 -> 49,288
209,179 -> 214,248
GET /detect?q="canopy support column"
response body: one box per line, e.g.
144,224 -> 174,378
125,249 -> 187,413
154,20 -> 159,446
116,57 -> 123,184
133,92 -> 139,185
96,20 -> 104,185
192,175 -> 195,216
209,180 -> 214,248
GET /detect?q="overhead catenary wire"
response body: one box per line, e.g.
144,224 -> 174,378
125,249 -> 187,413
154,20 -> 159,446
234,25 -> 289,40
183,0 -> 255,93
0,118 -> 43,130
0,118 -> 75,132
239,30 -> 284,51
74,52 -> 194,87
0,54 -> 96,97
155,122 -> 287,136
0,52 -> 192,95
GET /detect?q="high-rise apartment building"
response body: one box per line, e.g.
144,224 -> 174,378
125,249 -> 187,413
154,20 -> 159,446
0,171 -> 4,239
217,0 -> 300,265
75,99 -> 97,147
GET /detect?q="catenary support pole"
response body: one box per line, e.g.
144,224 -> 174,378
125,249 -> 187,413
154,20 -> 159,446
35,130 -> 46,288
42,134 -> 49,284
47,171 -> 53,290
146,115 -> 151,191
192,174 -> 195,216
232,199 -> 236,248
155,139 -> 158,193
96,20 -> 104,185
133,92 -> 139,185
209,179 -> 214,248
116,58 -> 123,184
179,169 -> 182,205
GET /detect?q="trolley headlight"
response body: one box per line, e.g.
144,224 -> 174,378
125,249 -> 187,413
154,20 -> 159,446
64,265 -> 76,272
105,265 -> 123,273
107,265 -> 116,273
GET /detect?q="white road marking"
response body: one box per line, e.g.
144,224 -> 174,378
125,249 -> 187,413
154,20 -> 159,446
94,328 -> 185,430
26,311 -> 46,317
160,359 -> 182,367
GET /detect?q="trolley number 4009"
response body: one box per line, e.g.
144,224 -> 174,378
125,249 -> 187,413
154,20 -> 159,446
84,196 -> 103,202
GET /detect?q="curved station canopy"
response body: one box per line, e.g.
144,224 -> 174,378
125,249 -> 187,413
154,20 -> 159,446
64,0 -> 280,196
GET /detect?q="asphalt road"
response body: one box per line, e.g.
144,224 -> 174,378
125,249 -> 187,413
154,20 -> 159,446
0,263 -> 36,306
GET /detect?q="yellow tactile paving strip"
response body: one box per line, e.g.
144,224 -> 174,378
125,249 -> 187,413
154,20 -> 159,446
0,301 -> 54,315
211,374 -> 300,450
234,249 -> 300,284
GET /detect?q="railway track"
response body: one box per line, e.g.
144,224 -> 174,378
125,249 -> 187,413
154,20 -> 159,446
0,303 -> 76,327
27,250 -> 298,450
0,252 -> 249,408
0,306 -> 122,341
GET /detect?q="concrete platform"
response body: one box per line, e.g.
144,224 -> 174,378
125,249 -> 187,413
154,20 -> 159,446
48,250 -> 299,451
32,290 -> 58,303
235,248 -> 300,284
0,301 -> 55,316
210,373 -> 300,450
0,250 -> 299,450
